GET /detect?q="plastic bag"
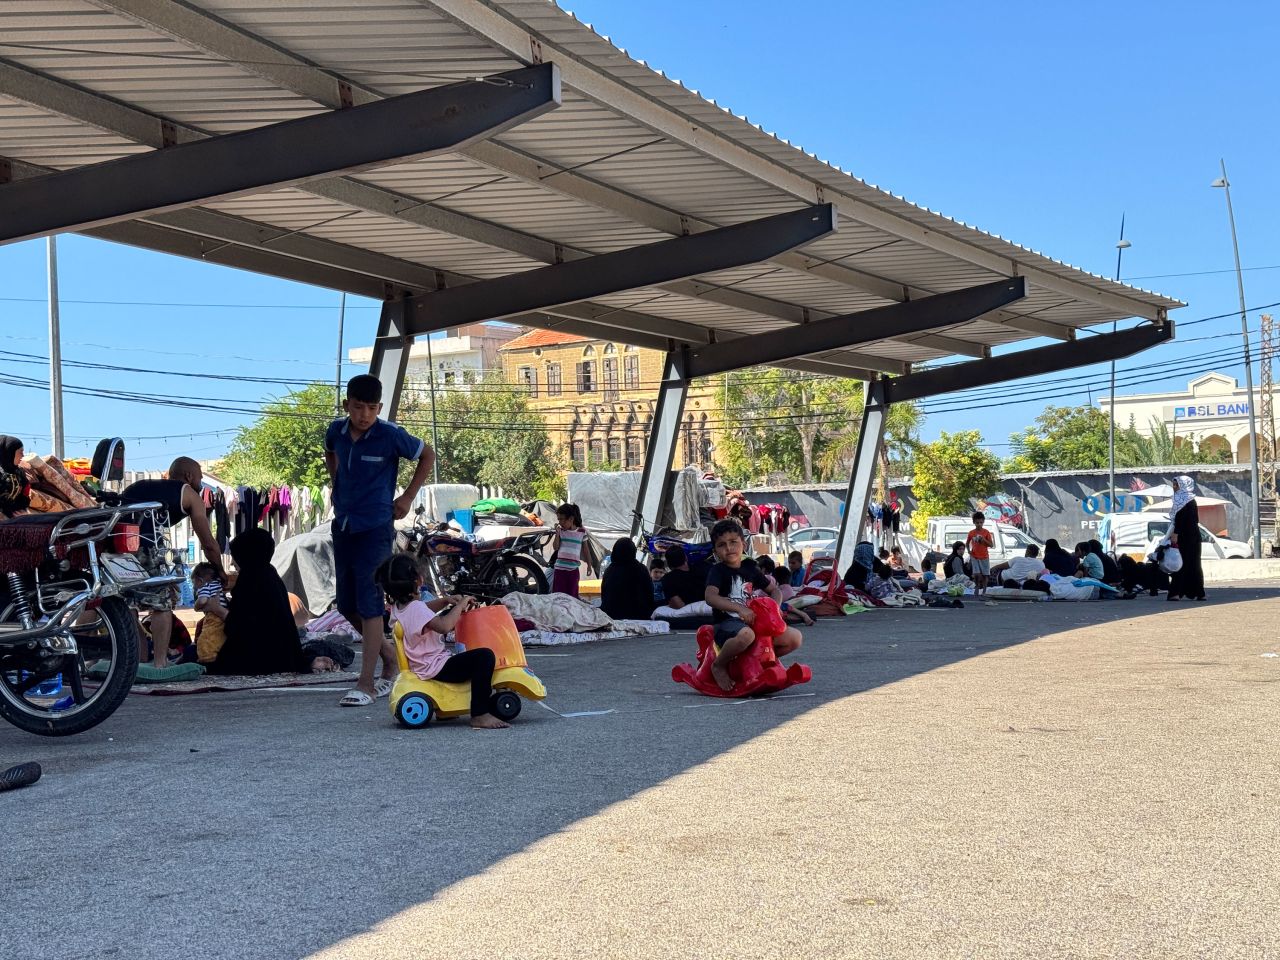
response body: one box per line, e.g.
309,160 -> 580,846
1159,546 -> 1183,574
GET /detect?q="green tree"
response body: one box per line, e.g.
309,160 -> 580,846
717,371 -> 866,485
219,383 -> 336,488
424,376 -> 555,496
1116,417 -> 1232,467
1005,405 -> 1112,473
910,430 -> 1002,538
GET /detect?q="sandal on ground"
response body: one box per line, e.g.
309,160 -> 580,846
374,677 -> 394,699
339,689 -> 374,707
0,762 -> 42,792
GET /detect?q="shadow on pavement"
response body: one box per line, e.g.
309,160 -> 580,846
0,586 -> 1274,960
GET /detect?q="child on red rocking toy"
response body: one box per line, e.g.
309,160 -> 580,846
704,519 -> 803,692
374,554 -> 509,730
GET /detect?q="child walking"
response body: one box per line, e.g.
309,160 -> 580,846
551,503 -> 586,598
191,562 -> 230,664
966,511 -> 994,595
375,554 -> 509,730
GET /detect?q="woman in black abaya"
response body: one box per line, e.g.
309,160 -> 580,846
1167,475 -> 1206,602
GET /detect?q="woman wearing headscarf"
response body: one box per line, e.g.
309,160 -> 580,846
1168,475 -> 1205,602
0,435 -> 31,518
1041,539 -> 1077,578
842,541 -> 877,591
600,537 -> 656,621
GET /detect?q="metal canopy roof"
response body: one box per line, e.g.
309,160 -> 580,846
0,0 -> 1184,379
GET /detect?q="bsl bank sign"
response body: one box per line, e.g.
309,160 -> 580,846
1166,401 -> 1251,419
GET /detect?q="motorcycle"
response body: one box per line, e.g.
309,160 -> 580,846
399,508 -> 554,603
0,501 -> 184,736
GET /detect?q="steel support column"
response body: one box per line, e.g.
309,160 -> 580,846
0,64 -> 560,244
631,352 -> 690,538
833,380 -> 890,575
368,298 -> 413,422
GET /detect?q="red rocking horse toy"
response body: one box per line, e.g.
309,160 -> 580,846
671,595 -> 812,698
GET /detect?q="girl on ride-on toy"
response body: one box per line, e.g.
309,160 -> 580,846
373,554 -> 510,730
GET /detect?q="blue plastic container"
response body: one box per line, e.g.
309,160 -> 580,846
453,508 -> 476,534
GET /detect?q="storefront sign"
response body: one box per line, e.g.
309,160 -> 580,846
1165,401 -> 1250,419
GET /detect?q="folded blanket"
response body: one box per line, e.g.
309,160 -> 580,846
520,620 -> 670,647
501,591 -> 615,633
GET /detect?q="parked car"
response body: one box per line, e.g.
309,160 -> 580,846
925,516 -> 1042,564
788,525 -> 839,558
1097,514 -> 1250,561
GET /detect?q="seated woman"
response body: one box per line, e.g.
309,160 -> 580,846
843,541 -> 876,591
0,435 -> 31,519
600,537 -> 656,621
212,528 -> 344,675
943,541 -> 968,579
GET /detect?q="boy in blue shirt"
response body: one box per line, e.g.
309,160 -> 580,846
325,375 -> 434,707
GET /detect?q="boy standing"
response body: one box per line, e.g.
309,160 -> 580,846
966,511 -> 994,596
326,375 -> 435,707
704,519 -> 803,692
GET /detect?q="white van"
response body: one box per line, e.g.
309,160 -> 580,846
1096,514 -> 1250,561
925,516 -> 1042,564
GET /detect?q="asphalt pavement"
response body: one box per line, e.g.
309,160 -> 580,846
3,587 -> 1278,960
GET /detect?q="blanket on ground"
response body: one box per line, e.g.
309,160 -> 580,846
501,591 -> 616,633
129,670 -> 358,696
520,620 -> 670,647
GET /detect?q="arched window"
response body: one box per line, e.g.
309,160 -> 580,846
603,343 -> 617,355
607,437 -> 622,465
570,439 -> 586,470
589,438 -> 605,468
623,344 -> 640,389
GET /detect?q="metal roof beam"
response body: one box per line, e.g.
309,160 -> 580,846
0,64 -> 561,244
85,0 -> 1075,346
400,204 -> 837,333
428,0 -> 1166,323
885,322 -> 1174,404
683,279 -> 1024,379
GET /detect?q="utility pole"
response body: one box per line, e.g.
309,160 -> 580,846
1212,159 -> 1263,557
1260,313 -> 1277,553
1107,216 -> 1130,511
425,334 -> 440,484
334,292 -> 346,414
47,235 -> 65,459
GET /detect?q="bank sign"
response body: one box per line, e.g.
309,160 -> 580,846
1165,401 -> 1250,419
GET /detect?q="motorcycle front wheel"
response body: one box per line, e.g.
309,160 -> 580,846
498,556 -> 550,597
0,596 -> 140,737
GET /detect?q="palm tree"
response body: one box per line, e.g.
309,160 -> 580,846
816,399 -> 923,486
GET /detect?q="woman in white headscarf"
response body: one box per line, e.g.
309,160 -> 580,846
1167,475 -> 1205,602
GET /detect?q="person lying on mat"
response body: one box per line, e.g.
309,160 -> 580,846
704,519 -> 803,693
375,553 -> 508,730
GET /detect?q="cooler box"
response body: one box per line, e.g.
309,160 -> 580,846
448,508 -> 476,534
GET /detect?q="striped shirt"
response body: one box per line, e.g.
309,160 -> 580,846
554,527 -> 586,571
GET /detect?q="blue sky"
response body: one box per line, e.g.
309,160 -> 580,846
2,0 -> 1277,469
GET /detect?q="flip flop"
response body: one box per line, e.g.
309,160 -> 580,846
0,762 -> 42,792
339,689 -> 374,707
374,677 -> 394,699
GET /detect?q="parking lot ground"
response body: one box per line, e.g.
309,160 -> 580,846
3,586 -> 1278,960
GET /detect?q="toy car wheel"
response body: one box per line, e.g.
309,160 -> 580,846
396,693 -> 433,728
490,690 -> 522,722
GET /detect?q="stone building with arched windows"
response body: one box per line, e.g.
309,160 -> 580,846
500,330 -> 722,472
1099,371 -> 1277,464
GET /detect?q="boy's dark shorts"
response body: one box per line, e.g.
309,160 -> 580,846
333,524 -> 394,622
713,617 -> 752,647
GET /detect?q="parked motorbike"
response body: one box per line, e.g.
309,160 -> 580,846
399,509 -> 553,602
0,501 -> 183,736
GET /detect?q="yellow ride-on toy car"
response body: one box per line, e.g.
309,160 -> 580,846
389,604 -> 546,728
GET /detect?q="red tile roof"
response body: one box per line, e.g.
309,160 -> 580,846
499,329 -> 593,352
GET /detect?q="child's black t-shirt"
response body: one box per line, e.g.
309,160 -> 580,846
704,558 -> 772,622
660,568 -> 705,606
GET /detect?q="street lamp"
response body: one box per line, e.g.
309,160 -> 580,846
1107,217 -> 1131,512
1212,159 -> 1263,558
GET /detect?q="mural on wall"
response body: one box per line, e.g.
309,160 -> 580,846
976,493 -> 1024,527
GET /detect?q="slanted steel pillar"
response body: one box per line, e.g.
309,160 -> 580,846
631,352 -> 689,538
368,298 -> 412,422
833,379 -> 889,575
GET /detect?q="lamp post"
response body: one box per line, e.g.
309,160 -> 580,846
1107,217 -> 1130,512
1212,159 -> 1263,558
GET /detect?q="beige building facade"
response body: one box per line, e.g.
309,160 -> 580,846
499,330 -> 723,471
1099,372 -> 1273,463
349,322 -> 519,389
